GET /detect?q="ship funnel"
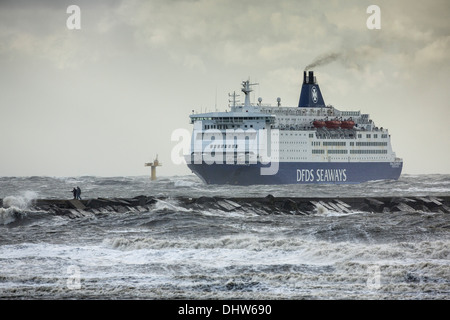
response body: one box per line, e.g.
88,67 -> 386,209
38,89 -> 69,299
298,70 -> 326,108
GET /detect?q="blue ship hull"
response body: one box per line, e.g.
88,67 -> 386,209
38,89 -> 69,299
187,161 -> 403,185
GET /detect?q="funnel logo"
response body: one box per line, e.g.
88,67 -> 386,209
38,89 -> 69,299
311,86 -> 318,103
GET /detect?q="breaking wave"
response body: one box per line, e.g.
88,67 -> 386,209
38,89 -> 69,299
102,235 -> 450,262
0,206 -> 22,225
0,191 -> 38,225
153,199 -> 193,213
3,191 -> 38,209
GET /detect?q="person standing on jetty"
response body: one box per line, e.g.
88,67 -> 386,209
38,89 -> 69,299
72,188 -> 77,199
76,186 -> 82,200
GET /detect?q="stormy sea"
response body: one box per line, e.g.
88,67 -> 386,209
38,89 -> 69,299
0,174 -> 449,302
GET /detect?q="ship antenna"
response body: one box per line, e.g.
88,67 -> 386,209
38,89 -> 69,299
215,86 -> 217,111
241,79 -> 259,107
228,91 -> 240,108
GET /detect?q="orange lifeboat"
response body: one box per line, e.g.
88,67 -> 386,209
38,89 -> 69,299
313,120 -> 326,128
341,119 -> 355,129
325,120 -> 341,129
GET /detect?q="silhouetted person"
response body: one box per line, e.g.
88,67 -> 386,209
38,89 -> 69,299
76,186 -> 82,200
72,188 -> 77,199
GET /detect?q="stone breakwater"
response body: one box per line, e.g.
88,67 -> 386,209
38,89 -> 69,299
1,195 -> 450,219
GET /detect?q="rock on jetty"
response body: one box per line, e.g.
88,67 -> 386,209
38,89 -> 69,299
1,195 -> 450,218
182,195 -> 450,216
0,196 -> 157,219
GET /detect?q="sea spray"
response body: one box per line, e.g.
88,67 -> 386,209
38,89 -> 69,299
0,206 -> 21,225
3,191 -> 38,209
1,191 -> 38,225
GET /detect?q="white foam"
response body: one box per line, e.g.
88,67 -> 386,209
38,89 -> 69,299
314,203 -> 328,215
1,191 -> 38,225
100,235 -> 450,269
323,211 -> 360,217
153,199 -> 192,213
2,236 -> 449,299
173,180 -> 198,187
3,191 -> 38,209
199,208 -> 258,218
0,206 -> 21,225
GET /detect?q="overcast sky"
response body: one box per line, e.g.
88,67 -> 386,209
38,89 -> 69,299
1,0 -> 449,177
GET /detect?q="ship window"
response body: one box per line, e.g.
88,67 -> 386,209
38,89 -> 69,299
356,142 -> 387,146
328,150 -> 348,154
350,150 -> 388,154
323,141 -> 346,146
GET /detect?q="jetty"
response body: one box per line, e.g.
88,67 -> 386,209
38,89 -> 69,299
1,195 -> 450,219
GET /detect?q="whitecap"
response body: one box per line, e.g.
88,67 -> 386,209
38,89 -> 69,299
152,199 -> 193,213
0,206 -> 21,225
173,180 -> 199,187
2,191 -> 38,210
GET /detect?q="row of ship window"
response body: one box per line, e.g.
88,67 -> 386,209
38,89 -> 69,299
209,145 -> 238,149
357,134 -> 388,139
310,133 -> 389,139
312,149 -> 388,154
281,141 -> 308,144
205,124 -> 256,129
311,141 -> 388,146
207,144 -> 389,151
263,110 -> 360,117
273,156 -> 388,160
194,116 -> 269,121
206,147 -> 389,156
200,130 -> 388,140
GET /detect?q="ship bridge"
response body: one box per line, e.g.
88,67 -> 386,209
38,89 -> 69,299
189,112 -> 275,131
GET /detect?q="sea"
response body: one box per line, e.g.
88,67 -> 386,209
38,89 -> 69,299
0,174 -> 449,301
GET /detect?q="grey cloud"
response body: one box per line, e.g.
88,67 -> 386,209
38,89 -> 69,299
0,0 -> 449,176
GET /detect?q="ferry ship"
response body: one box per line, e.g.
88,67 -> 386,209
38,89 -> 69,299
185,70 -> 403,185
